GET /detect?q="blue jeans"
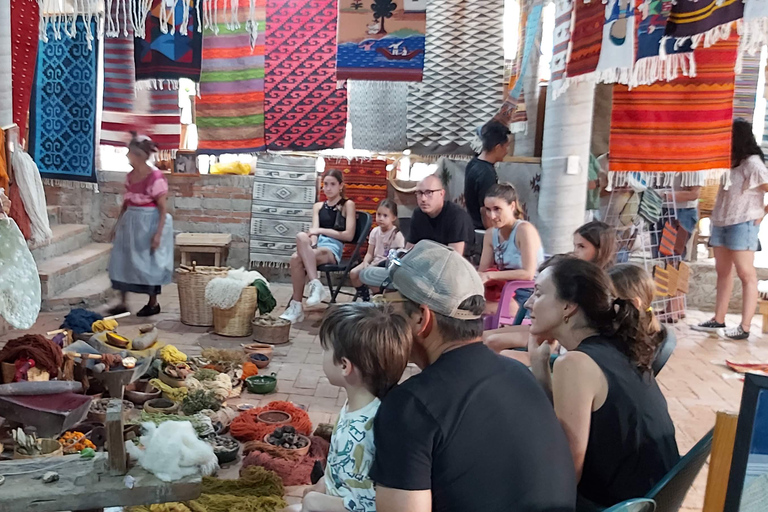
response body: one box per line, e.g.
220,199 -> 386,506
710,220 -> 761,252
512,288 -> 533,326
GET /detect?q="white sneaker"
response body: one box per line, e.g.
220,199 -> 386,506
306,279 -> 330,307
279,300 -> 305,324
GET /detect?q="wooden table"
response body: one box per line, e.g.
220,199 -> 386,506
175,233 -> 232,267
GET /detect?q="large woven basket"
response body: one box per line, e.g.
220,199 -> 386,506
176,265 -> 229,326
251,317 -> 291,345
213,286 -> 259,337
698,185 -> 719,216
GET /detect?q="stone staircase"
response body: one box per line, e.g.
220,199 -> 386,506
31,206 -> 114,311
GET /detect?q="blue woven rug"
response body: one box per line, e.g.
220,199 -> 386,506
29,18 -> 98,186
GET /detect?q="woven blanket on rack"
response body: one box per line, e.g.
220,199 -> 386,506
134,0 -> 203,84
264,0 -> 347,151
197,0 -> 266,154
336,0 -> 426,82
348,81 -> 408,152
250,156 -> 317,266
565,0 -> 604,78
610,35 -> 737,181
29,19 -> 98,185
11,0 -> 38,145
406,0 -> 504,149
320,158 -> 387,258
665,0 -> 743,47
733,52 -> 760,123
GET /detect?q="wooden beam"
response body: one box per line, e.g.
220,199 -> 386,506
703,411 -> 739,512
106,400 -> 126,476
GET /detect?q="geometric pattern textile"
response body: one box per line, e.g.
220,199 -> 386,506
733,52 -> 760,123
321,157 -> 388,258
250,155 -> 318,267
610,34 -> 738,182
348,80 -> 408,152
665,0 -> 743,46
406,0 -> 504,149
134,0 -> 203,84
197,0 -> 266,155
549,0 -> 573,99
264,0 -> 347,151
10,0 -> 39,145
565,0 -> 604,78
336,0 -> 426,82
29,19 -> 98,185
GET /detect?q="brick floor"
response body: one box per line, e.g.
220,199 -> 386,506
2,283 -> 767,510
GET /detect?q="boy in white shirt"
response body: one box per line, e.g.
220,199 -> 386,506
286,303 -> 412,512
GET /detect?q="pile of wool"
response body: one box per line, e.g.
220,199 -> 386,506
185,372 -> 232,401
125,421 -> 218,481
205,268 -> 267,310
0,334 -> 63,377
241,436 -> 330,486
137,411 -> 216,438
61,308 -> 102,336
230,401 -> 312,442
160,345 -> 188,365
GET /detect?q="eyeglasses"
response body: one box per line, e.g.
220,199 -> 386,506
415,189 -> 442,199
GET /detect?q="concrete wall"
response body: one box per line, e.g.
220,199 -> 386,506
44,171 -> 255,268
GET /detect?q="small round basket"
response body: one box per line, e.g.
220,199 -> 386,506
213,286 -> 258,337
251,317 -> 291,345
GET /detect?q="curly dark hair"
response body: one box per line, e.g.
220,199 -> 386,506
543,256 -> 660,372
732,118 -> 764,167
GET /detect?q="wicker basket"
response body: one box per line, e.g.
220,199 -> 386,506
698,184 -> 719,216
251,318 -> 291,345
176,265 -> 229,326
213,286 -> 259,337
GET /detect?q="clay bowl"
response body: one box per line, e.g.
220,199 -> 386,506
248,352 -> 271,369
245,373 -> 277,394
125,380 -> 161,406
210,435 -> 240,465
263,432 -> 311,458
144,398 -> 180,415
88,399 -> 134,424
14,438 -> 63,459
242,342 -> 274,358
256,410 -> 292,425
159,370 -> 186,389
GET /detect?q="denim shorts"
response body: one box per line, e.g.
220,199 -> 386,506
317,235 -> 344,263
709,220 -> 761,252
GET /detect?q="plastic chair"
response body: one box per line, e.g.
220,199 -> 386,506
645,428 -> 714,512
603,498 -> 656,512
484,279 -> 535,330
317,212 -> 373,304
651,327 -> 676,377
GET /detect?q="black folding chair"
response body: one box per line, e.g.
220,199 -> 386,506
318,211 -> 372,304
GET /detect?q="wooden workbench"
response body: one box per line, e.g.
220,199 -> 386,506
0,453 -> 201,512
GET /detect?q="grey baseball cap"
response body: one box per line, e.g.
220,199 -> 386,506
364,240 -> 484,320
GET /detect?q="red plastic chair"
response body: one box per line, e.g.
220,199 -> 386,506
483,280 -> 535,330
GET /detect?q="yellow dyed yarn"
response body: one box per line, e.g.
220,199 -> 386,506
149,378 -> 189,402
91,319 -> 118,333
160,345 -> 187,365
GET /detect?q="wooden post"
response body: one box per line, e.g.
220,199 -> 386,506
759,300 -> 768,334
703,411 -> 739,512
106,399 -> 126,475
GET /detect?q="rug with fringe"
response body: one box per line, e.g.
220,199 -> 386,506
264,0 -> 347,151
565,0 -> 604,79
406,0 -> 504,149
250,155 -> 317,267
197,0 -> 266,154
665,0 -> 743,48
11,0 -> 38,145
348,80 -> 407,152
609,34 -> 737,186
29,19 -> 98,186
733,52 -> 760,123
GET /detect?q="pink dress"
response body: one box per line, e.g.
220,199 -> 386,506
124,167 -> 169,207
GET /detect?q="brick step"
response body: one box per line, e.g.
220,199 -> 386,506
47,205 -> 60,226
42,272 -> 117,312
37,243 -> 112,298
29,224 -> 91,262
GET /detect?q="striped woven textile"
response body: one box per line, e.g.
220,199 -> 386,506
733,52 -> 760,123
665,0 -> 743,47
610,34 -> 738,181
565,0 -> 604,78
196,0 -> 266,154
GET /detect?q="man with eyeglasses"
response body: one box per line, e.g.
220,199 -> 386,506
407,174 -> 474,253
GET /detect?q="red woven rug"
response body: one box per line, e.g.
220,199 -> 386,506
11,0 -> 39,145
565,0 -> 604,78
264,0 -> 347,151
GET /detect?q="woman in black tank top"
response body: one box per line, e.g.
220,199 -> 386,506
524,256 -> 679,510
279,169 -> 356,324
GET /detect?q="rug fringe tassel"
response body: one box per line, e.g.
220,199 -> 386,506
510,120 -> 528,135
42,178 -> 99,191
630,52 -> 697,88
135,79 -> 180,91
676,20 -> 734,51
551,72 -> 595,102
37,0 -> 98,50
609,169 -> 730,190
595,66 -> 632,86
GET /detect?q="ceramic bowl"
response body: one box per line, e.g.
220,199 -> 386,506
245,373 -> 277,394
263,432 -> 311,458
144,398 -> 180,415
256,410 -> 292,425
125,380 -> 161,406
248,352 -> 271,369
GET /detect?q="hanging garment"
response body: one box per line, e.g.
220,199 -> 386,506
12,149 -> 52,242
348,81 -> 408,152
0,217 -> 42,329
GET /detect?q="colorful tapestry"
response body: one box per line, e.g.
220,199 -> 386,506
29,19 -> 98,185
348,81 -> 408,152
565,0 -> 605,78
134,0 -> 203,86
197,0 -> 266,155
733,52 -> 760,123
549,0 -> 573,100
406,0 -> 504,149
595,0 -> 635,84
610,35 -> 738,184
336,0 -> 426,81
321,158 -> 387,258
250,155 -> 317,266
665,0 -> 743,48
741,0 -> 768,56
264,0 -> 347,151
11,0 -> 39,145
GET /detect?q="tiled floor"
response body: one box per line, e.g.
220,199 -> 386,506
2,283 -> 766,510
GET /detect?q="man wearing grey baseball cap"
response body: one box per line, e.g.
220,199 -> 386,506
369,240 -> 577,512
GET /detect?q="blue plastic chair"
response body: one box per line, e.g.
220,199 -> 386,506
652,327 -> 676,376
645,428 -> 714,512
603,498 -> 656,512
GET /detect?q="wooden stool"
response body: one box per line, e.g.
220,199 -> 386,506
176,233 -> 232,267
760,300 -> 768,334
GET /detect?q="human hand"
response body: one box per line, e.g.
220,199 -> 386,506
151,232 -> 161,251
527,334 -> 556,363
479,272 -> 490,284
308,227 -> 321,236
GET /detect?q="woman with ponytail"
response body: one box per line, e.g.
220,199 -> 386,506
525,256 -> 679,510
